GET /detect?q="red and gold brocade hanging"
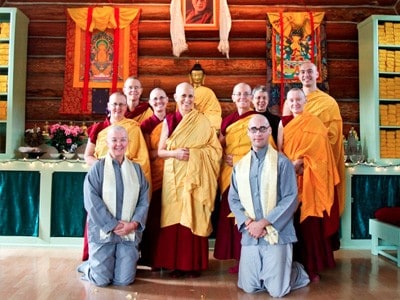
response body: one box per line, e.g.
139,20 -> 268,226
267,12 -> 325,110
60,6 -> 140,114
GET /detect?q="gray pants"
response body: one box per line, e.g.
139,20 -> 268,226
81,241 -> 139,287
238,244 -> 310,297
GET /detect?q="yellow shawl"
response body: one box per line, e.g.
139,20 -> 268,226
283,112 -> 339,223
235,148 -> 279,244
132,107 -> 154,124
219,114 -> 254,194
194,86 -> 222,131
149,122 -> 164,191
101,153 -> 139,241
304,89 -> 345,215
161,109 -> 222,237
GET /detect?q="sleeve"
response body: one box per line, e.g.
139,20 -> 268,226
228,166 -> 248,232
264,155 -> 299,232
130,163 -> 150,232
83,161 -> 119,234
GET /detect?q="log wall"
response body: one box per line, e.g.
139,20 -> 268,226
2,0 -> 400,134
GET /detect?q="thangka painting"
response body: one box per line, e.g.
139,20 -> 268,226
59,6 -> 140,114
266,12 -> 328,109
73,28 -> 129,88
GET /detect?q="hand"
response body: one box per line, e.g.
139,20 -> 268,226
246,219 -> 269,239
150,149 -> 158,161
175,148 -> 190,161
293,158 -> 304,175
224,154 -> 233,167
113,221 -> 138,236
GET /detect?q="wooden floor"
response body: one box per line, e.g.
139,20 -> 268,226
0,246 -> 399,300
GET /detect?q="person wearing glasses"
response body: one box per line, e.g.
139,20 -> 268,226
228,113 -> 309,297
153,82 -> 222,278
278,88 -> 339,282
82,92 -> 151,261
213,82 -> 257,273
122,76 -> 153,123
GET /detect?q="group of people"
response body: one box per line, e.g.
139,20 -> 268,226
77,61 -> 345,298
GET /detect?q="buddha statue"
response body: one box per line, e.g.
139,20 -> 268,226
187,61 -> 222,132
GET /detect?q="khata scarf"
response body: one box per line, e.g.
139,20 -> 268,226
235,147 -> 279,244
101,153 -> 140,241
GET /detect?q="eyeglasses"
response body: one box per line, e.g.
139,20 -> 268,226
232,92 -> 251,97
151,96 -> 167,101
124,86 -> 142,90
109,103 -> 127,107
248,126 -> 270,133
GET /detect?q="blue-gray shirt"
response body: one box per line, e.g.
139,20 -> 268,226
228,146 -> 298,246
84,157 -> 149,245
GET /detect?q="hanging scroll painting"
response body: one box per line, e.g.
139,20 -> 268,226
59,6 -> 140,115
73,27 -> 130,88
266,12 -> 328,108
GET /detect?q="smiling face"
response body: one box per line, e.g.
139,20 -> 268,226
123,77 -> 143,110
286,88 -> 306,116
149,88 -> 168,114
106,125 -> 128,163
174,82 -> 194,115
252,90 -> 269,112
299,62 -> 319,89
107,92 -> 127,122
232,83 -> 252,113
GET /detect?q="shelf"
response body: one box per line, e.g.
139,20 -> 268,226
380,126 -> 400,129
379,98 -> 400,102
358,15 -> 400,163
379,72 -> 400,75
0,8 -> 29,159
378,45 -> 400,48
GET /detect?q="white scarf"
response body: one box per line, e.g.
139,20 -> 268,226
101,153 -> 140,241
235,147 -> 279,244
170,0 -> 232,58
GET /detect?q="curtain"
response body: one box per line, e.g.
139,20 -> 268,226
0,171 -> 40,236
51,172 -> 87,237
351,175 -> 400,239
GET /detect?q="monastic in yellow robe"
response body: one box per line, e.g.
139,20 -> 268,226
127,106 -> 154,124
304,89 -> 345,215
161,109 -> 222,237
148,121 -> 164,191
194,86 -> 222,131
95,118 -> 151,185
219,114 -> 255,194
283,111 -> 339,223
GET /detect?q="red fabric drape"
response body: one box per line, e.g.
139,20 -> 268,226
81,7 -> 93,113
309,12 -> 315,64
279,12 -> 285,112
111,8 -> 120,93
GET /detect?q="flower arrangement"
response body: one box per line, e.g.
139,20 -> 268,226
24,125 -> 43,147
46,123 -> 85,153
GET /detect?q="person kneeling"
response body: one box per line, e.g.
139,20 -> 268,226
77,125 -> 149,286
228,114 -> 310,297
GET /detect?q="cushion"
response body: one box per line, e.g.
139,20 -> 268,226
374,207 -> 400,227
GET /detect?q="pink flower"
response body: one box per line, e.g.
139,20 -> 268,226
46,123 -> 85,152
